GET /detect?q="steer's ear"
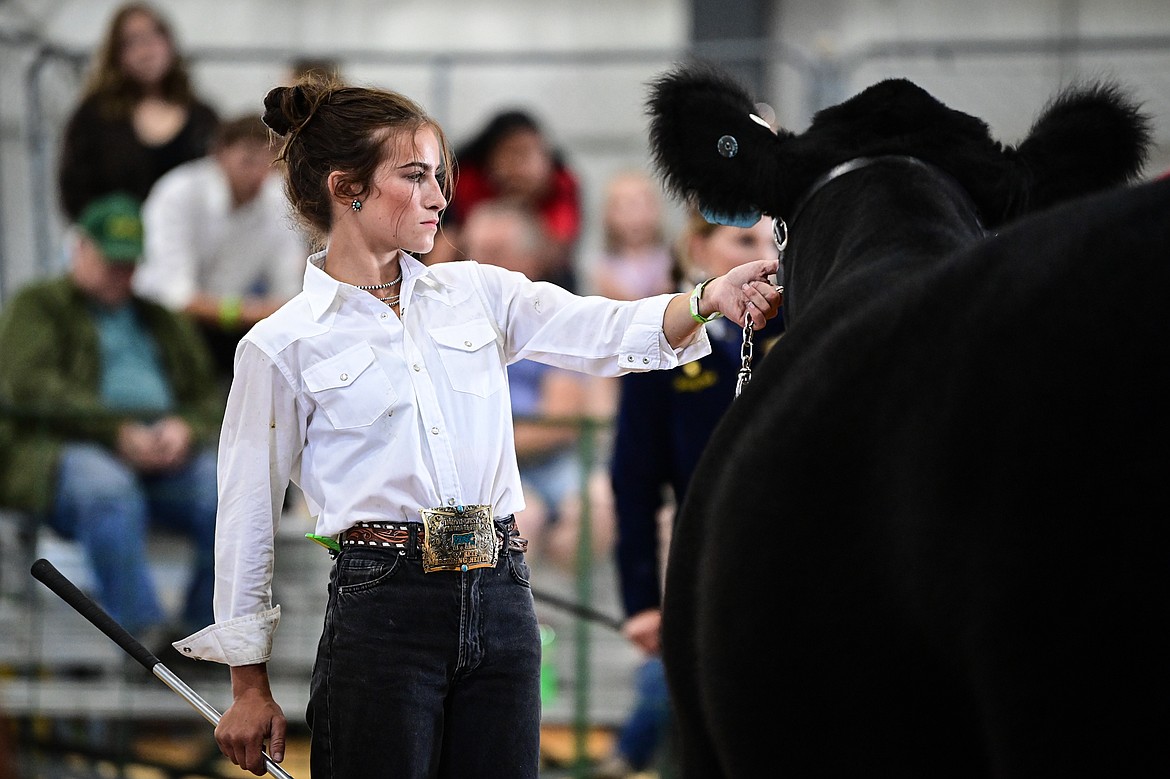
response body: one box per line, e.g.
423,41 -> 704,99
647,61 -> 789,224
1007,80 -> 1151,216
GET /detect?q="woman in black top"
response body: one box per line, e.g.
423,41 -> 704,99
57,2 -> 219,220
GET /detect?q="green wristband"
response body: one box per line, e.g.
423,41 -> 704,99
689,277 -> 724,324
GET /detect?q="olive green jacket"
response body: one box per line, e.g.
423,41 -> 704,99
0,277 -> 224,512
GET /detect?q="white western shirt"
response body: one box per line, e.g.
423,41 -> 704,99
177,250 -> 711,665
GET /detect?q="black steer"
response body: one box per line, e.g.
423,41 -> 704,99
647,63 -> 1167,778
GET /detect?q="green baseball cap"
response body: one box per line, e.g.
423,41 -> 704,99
77,193 -> 144,264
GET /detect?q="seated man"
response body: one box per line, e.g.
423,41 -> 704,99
134,114 -> 309,386
0,193 -> 222,647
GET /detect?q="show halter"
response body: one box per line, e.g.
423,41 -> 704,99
735,156 -> 939,398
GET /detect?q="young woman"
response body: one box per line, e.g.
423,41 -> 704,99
174,75 -> 781,778
57,2 -> 219,220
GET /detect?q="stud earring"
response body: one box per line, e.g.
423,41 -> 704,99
351,199 -> 362,212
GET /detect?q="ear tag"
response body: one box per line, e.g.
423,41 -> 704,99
716,135 -> 739,158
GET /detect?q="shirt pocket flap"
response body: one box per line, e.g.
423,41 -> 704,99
429,321 -> 499,353
428,320 -> 504,398
302,342 -> 377,392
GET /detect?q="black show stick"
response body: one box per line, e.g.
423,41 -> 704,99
30,558 -> 294,779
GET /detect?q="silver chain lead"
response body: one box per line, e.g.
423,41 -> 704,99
735,317 -> 754,397
735,217 -> 787,398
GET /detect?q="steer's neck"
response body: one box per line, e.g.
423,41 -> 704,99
781,161 -> 984,326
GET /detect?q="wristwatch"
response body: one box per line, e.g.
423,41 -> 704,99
689,277 -> 724,324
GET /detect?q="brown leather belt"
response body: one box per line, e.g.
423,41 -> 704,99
340,514 -> 528,558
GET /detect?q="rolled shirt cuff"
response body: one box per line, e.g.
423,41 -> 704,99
172,605 -> 281,666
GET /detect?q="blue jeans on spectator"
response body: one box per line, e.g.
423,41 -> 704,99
47,442 -> 217,636
519,448 -> 581,525
308,535 -> 541,778
616,656 -> 673,771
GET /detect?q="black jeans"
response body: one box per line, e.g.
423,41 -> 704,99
307,527 -> 541,778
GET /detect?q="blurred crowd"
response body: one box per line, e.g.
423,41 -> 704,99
0,3 -> 787,778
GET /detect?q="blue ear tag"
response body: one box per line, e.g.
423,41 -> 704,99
699,204 -> 761,228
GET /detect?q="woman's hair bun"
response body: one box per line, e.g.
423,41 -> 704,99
261,87 -> 294,135
262,84 -> 315,136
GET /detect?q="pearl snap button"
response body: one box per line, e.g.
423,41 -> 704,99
448,498 -> 456,506
413,364 -> 421,372
464,340 -> 472,347
431,426 -> 439,435
340,373 -> 348,381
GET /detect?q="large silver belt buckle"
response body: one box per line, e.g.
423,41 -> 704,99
419,504 -> 497,573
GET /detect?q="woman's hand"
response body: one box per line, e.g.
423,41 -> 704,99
701,258 -> 783,328
216,664 -> 287,776
663,258 -> 782,347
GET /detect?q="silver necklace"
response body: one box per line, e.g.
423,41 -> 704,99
355,270 -> 403,291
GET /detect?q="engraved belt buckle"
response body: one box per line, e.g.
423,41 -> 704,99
419,504 -> 497,573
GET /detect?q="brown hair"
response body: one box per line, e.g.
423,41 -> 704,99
288,57 -> 342,83
213,114 -> 272,149
262,75 -> 454,248
83,2 -> 197,118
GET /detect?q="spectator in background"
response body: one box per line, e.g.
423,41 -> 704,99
286,56 -> 344,84
57,2 -> 219,221
596,208 -> 784,779
459,200 -> 613,565
589,169 -> 675,301
585,168 -> 677,425
134,114 -> 308,384
427,109 -> 583,291
0,193 -> 222,650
